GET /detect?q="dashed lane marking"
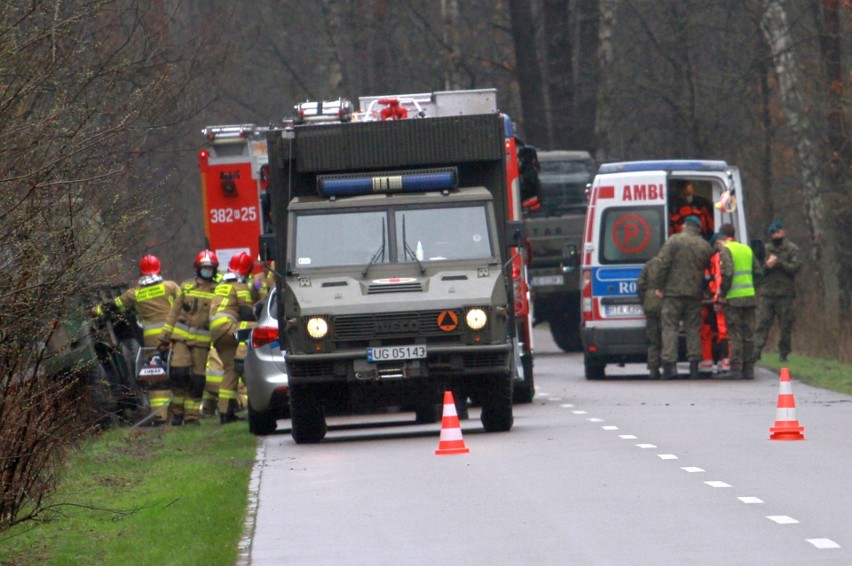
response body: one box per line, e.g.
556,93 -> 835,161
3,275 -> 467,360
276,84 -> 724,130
587,417 -> 604,422
572,410 -> 588,414
705,481 -> 732,488
680,467 -> 705,473
767,515 -> 799,525
657,454 -> 678,460
618,434 -> 638,439
806,538 -> 841,549
560,403 -> 574,408
636,443 -> 657,449
738,496 -> 764,504
602,425 -> 619,430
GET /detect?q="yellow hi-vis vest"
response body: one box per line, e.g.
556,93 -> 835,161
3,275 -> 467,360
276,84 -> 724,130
725,240 -> 755,299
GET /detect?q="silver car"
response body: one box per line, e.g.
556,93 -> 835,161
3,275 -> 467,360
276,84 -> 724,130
244,288 -> 289,435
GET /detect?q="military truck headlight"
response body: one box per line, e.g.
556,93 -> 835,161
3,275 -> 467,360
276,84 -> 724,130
465,308 -> 487,330
306,317 -> 329,339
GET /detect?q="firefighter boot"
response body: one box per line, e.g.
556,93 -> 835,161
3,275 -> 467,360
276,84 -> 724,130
220,400 -> 243,425
689,360 -> 700,379
183,374 -> 206,425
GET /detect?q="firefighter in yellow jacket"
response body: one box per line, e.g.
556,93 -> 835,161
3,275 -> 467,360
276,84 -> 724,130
202,346 -> 224,416
90,254 -> 179,425
159,250 -> 218,425
210,252 -> 256,424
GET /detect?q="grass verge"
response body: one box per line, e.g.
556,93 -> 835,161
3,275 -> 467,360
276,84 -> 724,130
0,418 -> 257,566
758,352 -> 852,396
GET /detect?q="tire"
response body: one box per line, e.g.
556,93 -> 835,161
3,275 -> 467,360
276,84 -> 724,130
289,385 -> 327,444
248,403 -> 278,436
550,310 -> 582,352
414,403 -> 441,424
584,354 -> 606,380
480,372 -> 514,432
513,353 -> 535,404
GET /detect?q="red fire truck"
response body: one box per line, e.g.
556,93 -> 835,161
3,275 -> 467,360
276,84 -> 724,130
199,124 -> 270,271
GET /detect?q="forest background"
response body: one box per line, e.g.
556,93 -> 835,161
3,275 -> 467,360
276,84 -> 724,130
1,0 -> 849,533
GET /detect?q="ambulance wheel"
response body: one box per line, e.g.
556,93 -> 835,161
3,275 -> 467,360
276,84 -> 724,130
289,385 -> 327,444
248,403 -> 278,436
513,353 -> 535,404
584,355 -> 606,380
480,371 -> 514,432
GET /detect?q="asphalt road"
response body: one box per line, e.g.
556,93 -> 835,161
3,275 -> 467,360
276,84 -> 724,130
244,327 -> 852,565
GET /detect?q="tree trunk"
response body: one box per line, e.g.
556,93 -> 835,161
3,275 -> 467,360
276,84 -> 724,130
759,0 -> 841,352
543,0 -> 572,148
594,0 -> 616,162
508,0 -> 548,144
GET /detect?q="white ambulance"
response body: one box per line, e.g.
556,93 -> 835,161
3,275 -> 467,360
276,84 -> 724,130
573,160 -> 750,379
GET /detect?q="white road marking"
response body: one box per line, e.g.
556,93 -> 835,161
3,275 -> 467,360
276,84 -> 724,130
738,496 -> 764,504
572,410 -> 588,415
636,443 -> 657,448
549,397 -> 562,401
587,417 -> 604,422
560,403 -> 575,408
680,467 -> 705,473
602,425 -> 619,430
766,515 -> 799,524
806,538 -> 840,549
704,481 -> 732,488
657,454 -> 679,460
618,434 -> 637,439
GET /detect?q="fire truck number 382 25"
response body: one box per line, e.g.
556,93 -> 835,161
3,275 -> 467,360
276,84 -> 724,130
209,206 -> 258,224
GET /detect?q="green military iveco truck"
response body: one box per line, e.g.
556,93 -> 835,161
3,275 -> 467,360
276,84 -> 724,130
261,90 -> 521,443
525,150 -> 596,351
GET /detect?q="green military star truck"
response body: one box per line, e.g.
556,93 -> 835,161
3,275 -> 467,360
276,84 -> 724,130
261,90 -> 520,443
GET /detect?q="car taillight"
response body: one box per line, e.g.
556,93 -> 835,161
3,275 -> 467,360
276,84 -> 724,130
581,269 -> 593,322
251,325 -> 279,348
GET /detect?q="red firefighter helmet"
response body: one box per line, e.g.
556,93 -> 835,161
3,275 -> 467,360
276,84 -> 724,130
194,249 -> 219,270
139,254 -> 161,276
228,252 -> 254,277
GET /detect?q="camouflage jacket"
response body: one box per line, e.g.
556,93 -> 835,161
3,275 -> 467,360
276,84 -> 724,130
651,226 -> 713,299
637,255 -> 663,315
760,239 -> 800,297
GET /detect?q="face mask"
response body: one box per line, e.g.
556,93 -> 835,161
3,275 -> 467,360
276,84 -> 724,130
771,237 -> 783,246
200,267 -> 215,279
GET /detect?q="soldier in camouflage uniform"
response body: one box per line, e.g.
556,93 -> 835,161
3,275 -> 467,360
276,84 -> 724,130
651,216 -> 713,379
712,229 -> 761,379
754,220 -> 800,362
637,254 -> 663,379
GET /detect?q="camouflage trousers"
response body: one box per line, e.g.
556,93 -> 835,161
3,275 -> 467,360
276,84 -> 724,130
724,305 -> 755,371
645,313 -> 662,370
755,296 -> 794,358
661,297 -> 702,365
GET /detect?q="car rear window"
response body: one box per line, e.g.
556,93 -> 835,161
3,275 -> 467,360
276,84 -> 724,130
599,205 -> 665,264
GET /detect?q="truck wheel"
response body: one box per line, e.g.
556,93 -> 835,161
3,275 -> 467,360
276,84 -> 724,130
480,372 -> 514,432
414,403 -> 441,424
550,311 -> 582,352
584,355 -> 606,380
513,353 -> 535,404
289,385 -> 327,444
248,403 -> 278,436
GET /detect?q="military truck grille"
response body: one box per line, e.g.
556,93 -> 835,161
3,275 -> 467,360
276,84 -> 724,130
287,360 -> 336,379
333,310 -> 461,341
463,351 -> 507,369
367,282 -> 423,294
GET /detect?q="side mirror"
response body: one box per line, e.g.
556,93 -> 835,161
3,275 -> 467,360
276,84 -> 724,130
750,238 -> 766,264
561,243 -> 580,273
259,234 -> 276,261
505,220 -> 526,248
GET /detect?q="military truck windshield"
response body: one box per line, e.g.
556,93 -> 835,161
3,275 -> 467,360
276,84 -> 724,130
396,205 -> 492,262
528,157 -> 595,218
294,211 -> 388,268
600,205 -> 666,264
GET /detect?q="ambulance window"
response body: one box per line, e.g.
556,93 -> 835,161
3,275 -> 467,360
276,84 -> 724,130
600,206 -> 665,264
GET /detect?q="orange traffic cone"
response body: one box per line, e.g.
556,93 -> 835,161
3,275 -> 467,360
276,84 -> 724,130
769,368 -> 805,441
435,391 -> 470,455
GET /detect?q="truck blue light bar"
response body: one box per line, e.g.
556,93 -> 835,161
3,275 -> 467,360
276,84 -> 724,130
317,168 -> 458,197
598,160 -> 729,174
